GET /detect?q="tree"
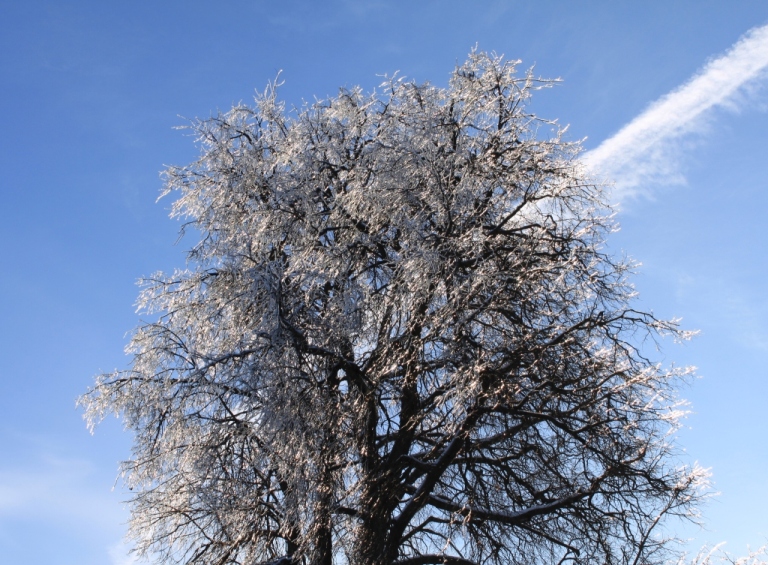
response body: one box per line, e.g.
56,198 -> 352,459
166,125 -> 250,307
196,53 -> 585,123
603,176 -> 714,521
81,51 -> 707,565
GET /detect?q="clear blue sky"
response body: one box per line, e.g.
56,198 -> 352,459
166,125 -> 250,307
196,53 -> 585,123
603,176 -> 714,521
1,2 -> 767,563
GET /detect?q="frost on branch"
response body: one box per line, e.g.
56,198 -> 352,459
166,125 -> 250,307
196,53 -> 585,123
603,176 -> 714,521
680,545 -> 768,565
81,52 -> 706,565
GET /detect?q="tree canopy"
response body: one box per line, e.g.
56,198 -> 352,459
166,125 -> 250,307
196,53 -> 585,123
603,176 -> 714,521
82,52 -> 705,565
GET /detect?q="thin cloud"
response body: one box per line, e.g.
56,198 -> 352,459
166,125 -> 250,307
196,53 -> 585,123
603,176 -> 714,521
582,23 -> 768,203
0,453 -> 127,529
108,541 -> 139,565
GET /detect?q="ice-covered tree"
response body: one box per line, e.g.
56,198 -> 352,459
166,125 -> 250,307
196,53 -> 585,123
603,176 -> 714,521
81,52 -> 706,565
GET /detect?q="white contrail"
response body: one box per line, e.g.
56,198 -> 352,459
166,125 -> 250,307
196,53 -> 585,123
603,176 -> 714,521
582,23 -> 768,203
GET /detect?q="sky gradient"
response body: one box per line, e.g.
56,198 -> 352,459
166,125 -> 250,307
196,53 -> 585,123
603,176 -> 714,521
1,2 -> 767,564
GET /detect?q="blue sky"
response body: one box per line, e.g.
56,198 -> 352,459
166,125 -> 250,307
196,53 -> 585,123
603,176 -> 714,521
1,2 -> 767,563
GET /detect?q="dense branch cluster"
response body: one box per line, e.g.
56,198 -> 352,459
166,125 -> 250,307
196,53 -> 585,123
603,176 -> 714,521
82,52 -> 705,565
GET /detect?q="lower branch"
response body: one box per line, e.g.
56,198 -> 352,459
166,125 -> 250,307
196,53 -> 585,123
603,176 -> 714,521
393,556 -> 479,565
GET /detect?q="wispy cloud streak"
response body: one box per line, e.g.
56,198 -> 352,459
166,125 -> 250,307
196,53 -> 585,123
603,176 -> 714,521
582,24 -> 768,203
108,541 -> 139,565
